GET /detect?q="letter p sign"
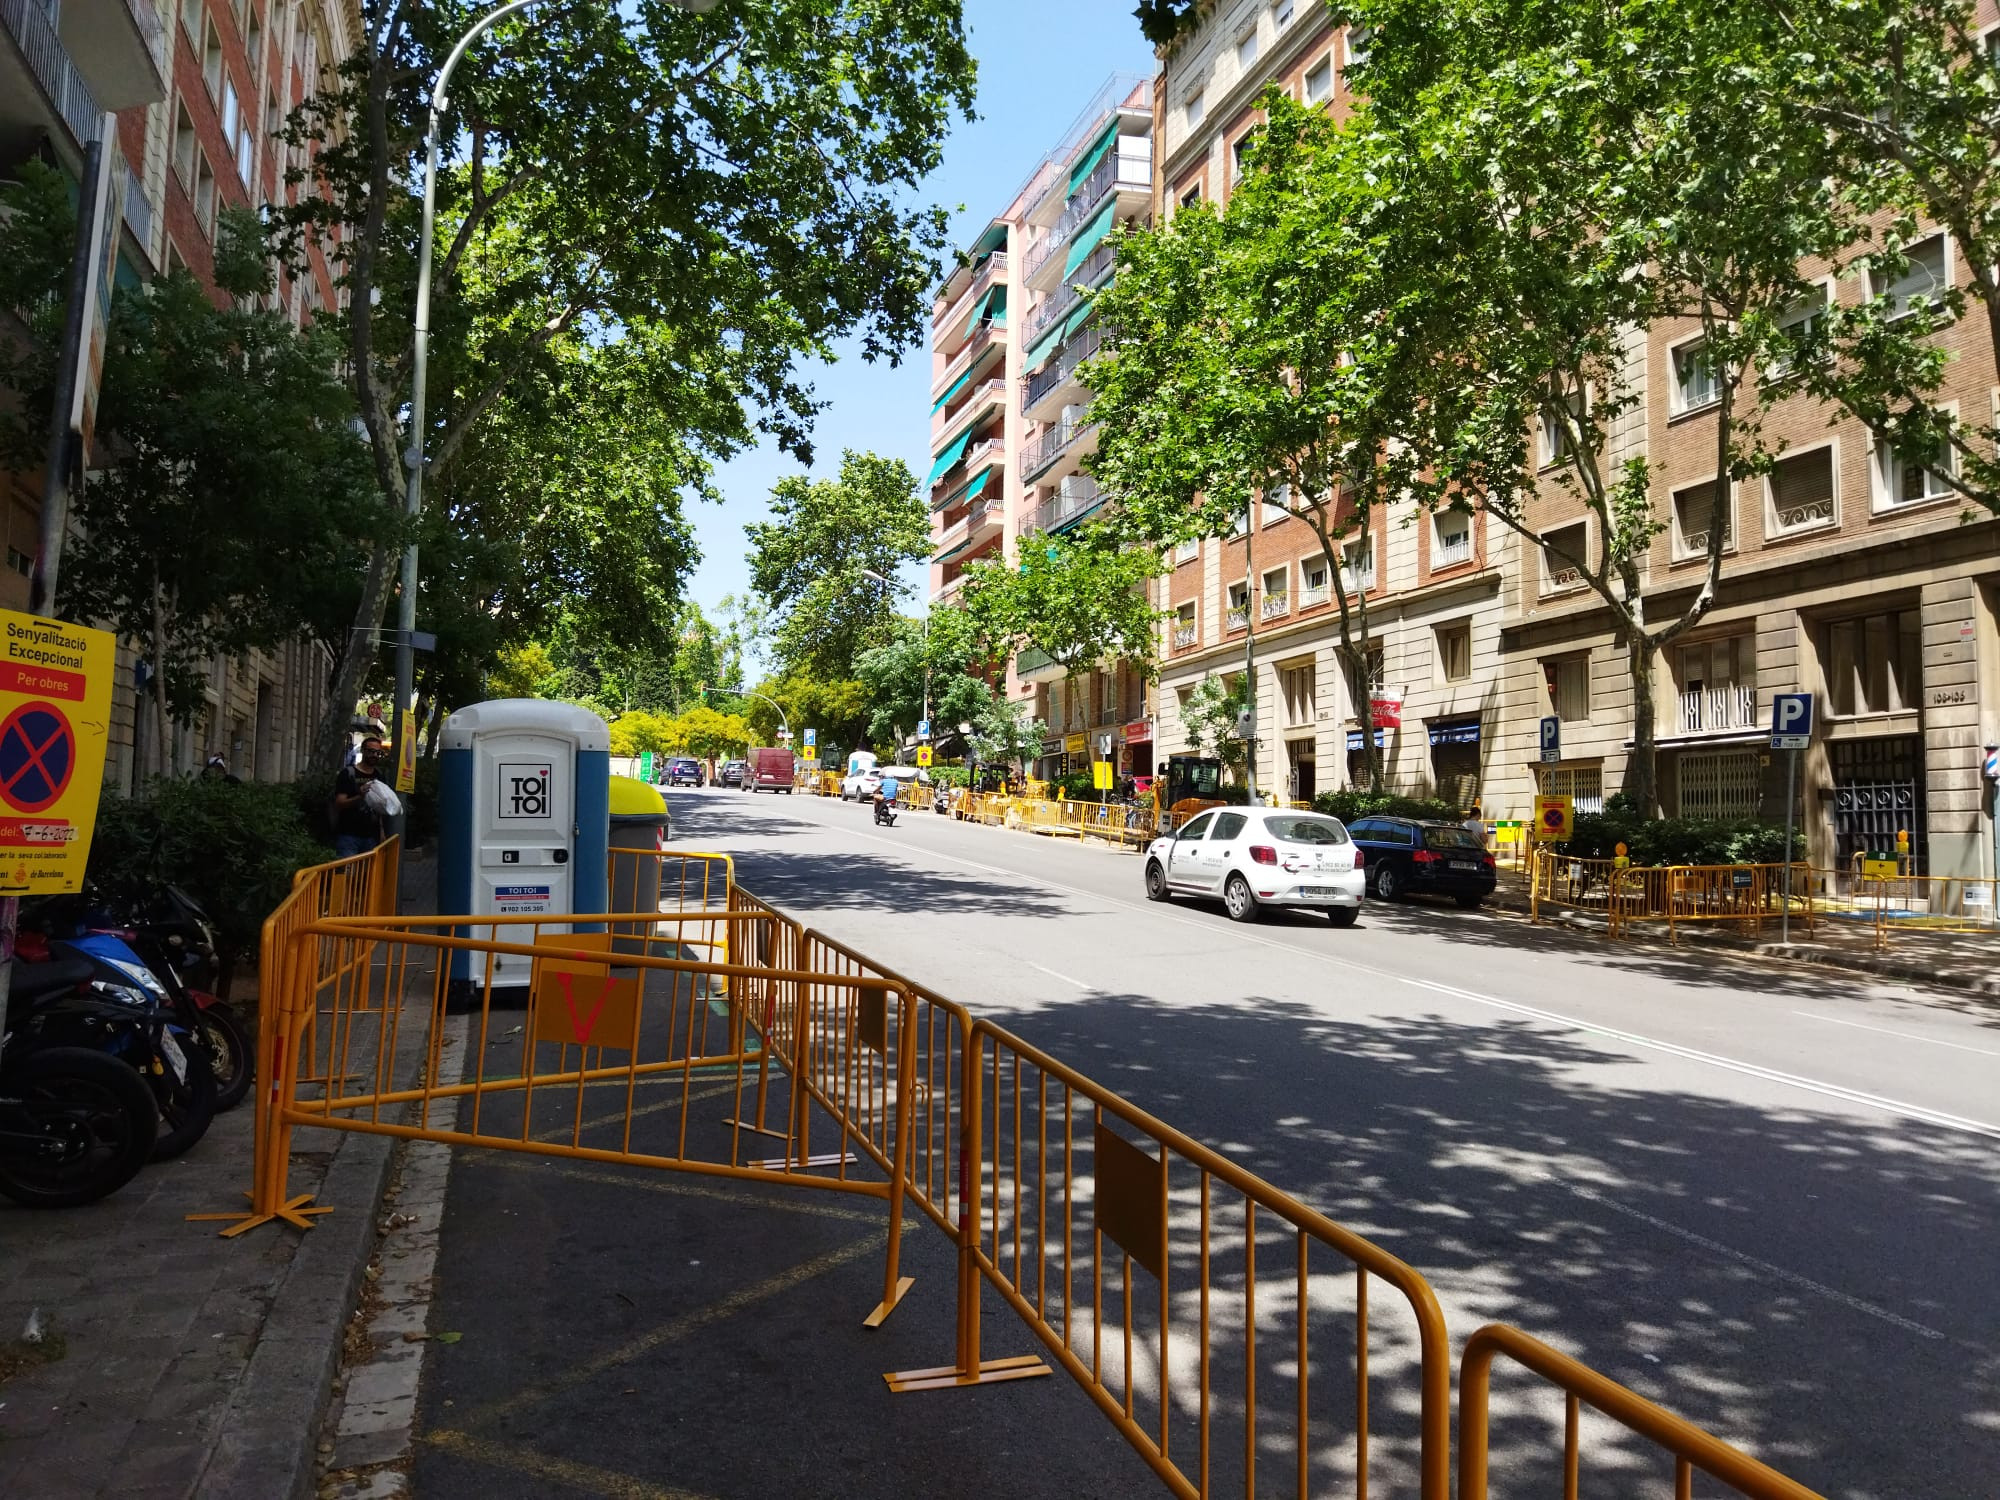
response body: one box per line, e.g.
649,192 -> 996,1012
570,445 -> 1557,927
1770,693 -> 1814,750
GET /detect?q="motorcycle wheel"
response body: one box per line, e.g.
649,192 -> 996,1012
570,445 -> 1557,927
193,1000 -> 253,1112
149,1029 -> 218,1161
0,1046 -> 158,1208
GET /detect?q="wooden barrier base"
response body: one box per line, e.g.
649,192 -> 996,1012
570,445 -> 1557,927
883,1354 -> 1052,1393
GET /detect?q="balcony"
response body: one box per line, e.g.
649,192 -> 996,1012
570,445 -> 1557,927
1300,583 -> 1330,609
1021,416 -> 1095,484
1434,529 -> 1473,567
1024,242 -> 1116,343
1026,476 -> 1107,535
934,497 -> 1003,561
1022,149 -> 1149,285
1677,685 -> 1759,736
2,0 -> 100,149
1226,607 -> 1249,633
932,323 -> 1005,406
1024,322 -> 1107,415
1015,647 -> 1064,685
60,0 -> 165,109
934,251 -> 1008,338
1173,624 -> 1199,652
1261,593 -> 1289,621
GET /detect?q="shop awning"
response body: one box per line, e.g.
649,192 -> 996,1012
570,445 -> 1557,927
1063,201 -> 1119,279
927,427 -> 972,487
1428,720 -> 1482,747
1347,729 -> 1388,751
930,369 -> 971,416
1023,319 -> 1066,375
1067,119 -> 1119,197
961,284 -> 1007,341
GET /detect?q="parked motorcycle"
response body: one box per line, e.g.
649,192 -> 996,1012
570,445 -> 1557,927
0,959 -> 163,1207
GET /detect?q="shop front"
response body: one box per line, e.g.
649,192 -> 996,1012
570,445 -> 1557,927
1121,719 -> 1154,781
1428,717 -> 1482,810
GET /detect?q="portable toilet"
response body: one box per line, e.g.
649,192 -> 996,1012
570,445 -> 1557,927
438,699 -> 610,987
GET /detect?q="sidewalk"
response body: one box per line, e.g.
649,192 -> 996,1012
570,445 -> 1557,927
1487,864 -> 2000,999
0,851 -> 436,1500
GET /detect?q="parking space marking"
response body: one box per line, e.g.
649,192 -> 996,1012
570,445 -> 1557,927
424,1429 -> 720,1500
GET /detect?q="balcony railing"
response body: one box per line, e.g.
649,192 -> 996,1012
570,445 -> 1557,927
1173,625 -> 1199,651
1434,530 -> 1473,567
4,0 -> 102,149
1261,593 -> 1289,621
934,375 -> 1007,446
1024,321 -> 1108,410
1026,477 -> 1106,535
1022,150 -> 1147,280
1677,685 -> 1759,735
931,321 -> 1003,403
935,251 -> 1009,336
933,497 -> 1001,560
1226,607 -> 1249,632
1300,583 -> 1330,608
1021,416 -> 1095,484
1024,242 -> 1116,341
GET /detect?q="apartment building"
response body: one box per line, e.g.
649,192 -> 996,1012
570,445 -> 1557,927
925,74 -> 1159,782
1150,0 -> 2000,880
2,0 -> 351,789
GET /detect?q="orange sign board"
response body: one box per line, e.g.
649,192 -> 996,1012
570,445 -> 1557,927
532,936 -> 641,1051
1534,794 -> 1574,842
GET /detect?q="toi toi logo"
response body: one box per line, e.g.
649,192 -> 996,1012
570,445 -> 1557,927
499,762 -> 553,819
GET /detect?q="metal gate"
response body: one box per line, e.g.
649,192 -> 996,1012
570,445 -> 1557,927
1830,735 -> 1925,871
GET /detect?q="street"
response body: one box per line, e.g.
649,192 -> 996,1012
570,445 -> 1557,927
413,787 -> 2000,1500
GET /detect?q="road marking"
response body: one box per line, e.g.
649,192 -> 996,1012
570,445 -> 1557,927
1022,959 -> 1093,991
1790,1010 -> 2000,1058
424,1429 -> 720,1499
1565,1184 -> 1950,1343
746,807 -> 2000,1141
470,1152 -> 886,1224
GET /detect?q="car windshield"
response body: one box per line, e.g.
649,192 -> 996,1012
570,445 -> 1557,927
1263,814 -> 1350,845
1423,826 -> 1485,851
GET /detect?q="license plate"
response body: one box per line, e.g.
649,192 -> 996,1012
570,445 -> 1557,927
1451,860 -> 1479,871
1300,886 -> 1343,897
158,1029 -> 188,1084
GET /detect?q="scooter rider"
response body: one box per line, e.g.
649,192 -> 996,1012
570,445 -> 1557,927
874,769 -> 900,827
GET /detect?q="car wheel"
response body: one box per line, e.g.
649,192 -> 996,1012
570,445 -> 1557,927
1224,874 -> 1259,924
1144,861 -> 1171,903
1328,906 -> 1358,928
1454,893 -> 1483,910
1373,864 -> 1402,902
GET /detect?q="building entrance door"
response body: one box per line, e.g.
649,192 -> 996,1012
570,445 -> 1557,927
1830,735 -> 1925,871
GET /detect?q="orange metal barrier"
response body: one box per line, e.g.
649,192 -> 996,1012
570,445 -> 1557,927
1863,871 -> 2000,949
887,1017 -> 1455,1500
1528,849 -> 1619,924
1458,1323 -> 1823,1500
1609,863 -> 1813,943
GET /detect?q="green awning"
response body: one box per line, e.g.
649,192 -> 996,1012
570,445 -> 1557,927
1067,120 -> 1119,197
931,369 -> 972,415
1023,319 -> 1065,375
969,221 -> 1008,257
933,466 -> 994,514
1063,298 -> 1097,341
960,284 -> 1007,342
1063,201 -> 1118,279
927,427 -> 972,486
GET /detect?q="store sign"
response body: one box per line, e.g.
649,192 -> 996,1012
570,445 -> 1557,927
1428,719 -> 1482,748
1346,729 -> 1387,751
1124,719 -> 1152,745
1064,732 -> 1088,756
1369,691 -> 1403,729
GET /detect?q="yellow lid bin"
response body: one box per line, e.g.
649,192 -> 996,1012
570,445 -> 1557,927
607,775 -> 670,941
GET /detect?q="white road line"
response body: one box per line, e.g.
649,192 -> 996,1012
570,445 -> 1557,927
1790,1009 -> 2000,1059
1565,1184 -> 1950,1343
768,813 -> 2000,1141
1021,960 -> 1093,991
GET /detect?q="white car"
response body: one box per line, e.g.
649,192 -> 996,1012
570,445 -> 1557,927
1143,806 -> 1365,926
848,765 -> 926,800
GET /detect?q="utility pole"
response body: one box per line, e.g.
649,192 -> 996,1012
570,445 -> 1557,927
1241,496 -> 1259,805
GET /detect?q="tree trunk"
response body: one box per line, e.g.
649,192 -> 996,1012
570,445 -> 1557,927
311,539 -> 398,775
150,579 -> 172,775
1619,627 -> 1659,815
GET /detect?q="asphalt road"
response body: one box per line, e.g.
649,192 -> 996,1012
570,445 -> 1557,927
415,787 -> 1999,1500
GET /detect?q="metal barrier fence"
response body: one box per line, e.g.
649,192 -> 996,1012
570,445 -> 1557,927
1861,872 -> 2000,948
1608,863 -> 1813,943
1458,1324 -> 1821,1500
1528,850 -> 1619,924
204,847 -> 1829,1500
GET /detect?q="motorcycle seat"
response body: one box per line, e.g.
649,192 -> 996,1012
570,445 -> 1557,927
9,958 -> 97,1004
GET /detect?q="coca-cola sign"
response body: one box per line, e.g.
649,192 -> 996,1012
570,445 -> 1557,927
1369,691 -> 1403,729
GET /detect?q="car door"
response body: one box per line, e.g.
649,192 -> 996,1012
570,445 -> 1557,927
1199,811 -> 1250,893
1167,812 -> 1215,889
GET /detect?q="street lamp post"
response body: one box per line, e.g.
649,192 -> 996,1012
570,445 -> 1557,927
392,0 -> 719,777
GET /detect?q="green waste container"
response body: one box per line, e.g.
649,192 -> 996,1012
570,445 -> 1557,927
608,775 -> 670,951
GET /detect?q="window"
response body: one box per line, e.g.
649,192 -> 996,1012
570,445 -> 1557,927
1175,537 -> 1200,564
180,0 -> 200,37
1179,184 -> 1202,212
1233,135 -> 1255,179
1272,0 -> 1294,25
1767,284 -> 1831,380
1282,664 -> 1315,726
194,153 -> 217,238
1541,521 -> 1588,593
1237,28 -> 1258,69
1176,811 -> 1215,841
1676,637 -> 1757,733
1433,510 -> 1472,567
1363,645 -> 1385,695
1672,479 -> 1733,558
1262,566 -> 1289,618
1345,25 -> 1372,69
1678,751 -> 1762,820
245,8 -> 263,73
1542,657 -> 1590,722
1101,670 -> 1118,717
1869,235 -> 1948,321
1301,556 -> 1329,604
1826,609 -> 1921,717
1766,445 -> 1837,536
1435,622 -> 1472,683
1539,389 -> 1584,468
1185,91 -> 1206,128
1340,537 -> 1374,592
1671,338 -> 1720,414
1874,429 -> 1956,509
1536,765 -> 1604,814
1174,602 -> 1197,647
172,98 -> 198,188
203,19 -> 224,97
1304,58 -> 1333,104
1227,582 -> 1250,626
266,85 -> 283,135
1211,812 -> 1249,842
1230,505 -> 1249,536
1261,483 -> 1290,527
7,502 -> 35,578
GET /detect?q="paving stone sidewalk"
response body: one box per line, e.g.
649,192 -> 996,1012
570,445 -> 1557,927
0,851 -> 435,1500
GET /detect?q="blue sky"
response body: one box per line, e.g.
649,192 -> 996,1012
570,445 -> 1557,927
685,1 -> 1156,636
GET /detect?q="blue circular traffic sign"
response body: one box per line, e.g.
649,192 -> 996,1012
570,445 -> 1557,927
0,701 -> 75,814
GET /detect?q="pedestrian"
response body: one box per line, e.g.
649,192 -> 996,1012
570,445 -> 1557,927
1463,802 -> 1488,851
203,755 -> 241,784
332,736 -> 388,857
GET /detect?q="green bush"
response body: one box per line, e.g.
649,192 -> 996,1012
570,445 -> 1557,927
1566,805 -> 1803,865
1311,790 -> 1460,823
88,777 -> 331,970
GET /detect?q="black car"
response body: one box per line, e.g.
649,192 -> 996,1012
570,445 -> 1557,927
719,760 -> 747,788
665,757 -> 705,787
1346,817 -> 1496,908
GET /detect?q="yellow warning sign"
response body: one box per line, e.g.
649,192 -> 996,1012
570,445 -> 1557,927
915,746 -> 933,767
1092,760 -> 1113,791
1533,794 -> 1574,843
396,709 -> 418,794
0,609 -> 115,893
802,744 -> 818,761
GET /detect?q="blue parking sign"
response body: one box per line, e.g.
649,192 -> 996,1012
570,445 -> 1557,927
1770,693 -> 1813,749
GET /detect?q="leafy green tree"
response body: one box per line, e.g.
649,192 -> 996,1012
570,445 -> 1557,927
43,209 -> 377,766
741,671 -> 868,754
671,704 -> 749,761
747,450 -> 932,678
852,607 -> 996,748
966,695 -> 1045,774
486,642 -> 554,698
1180,674 -> 1250,776
608,710 -> 677,758
278,1 -> 979,770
